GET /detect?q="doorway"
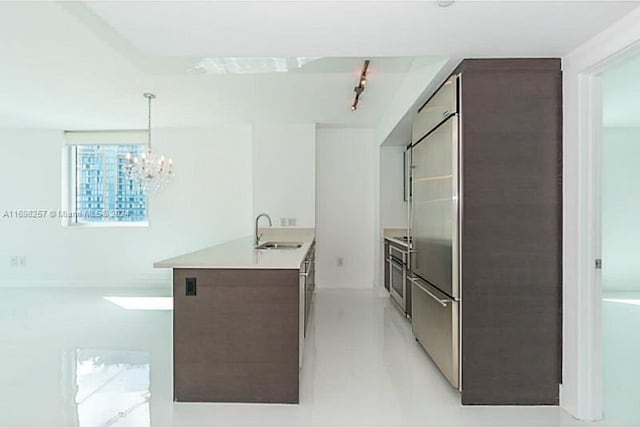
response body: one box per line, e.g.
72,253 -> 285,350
599,52 -> 640,423
562,10 -> 640,419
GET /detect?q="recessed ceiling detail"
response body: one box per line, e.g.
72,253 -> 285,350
83,1 -> 638,58
189,57 -> 323,74
1,1 -> 638,129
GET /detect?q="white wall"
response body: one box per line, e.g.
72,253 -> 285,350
316,127 -> 375,288
252,123 -> 316,227
380,146 -> 408,229
0,127 -> 253,287
602,127 -> 640,291
375,146 -> 408,287
375,57 -> 449,145
562,5 -> 640,420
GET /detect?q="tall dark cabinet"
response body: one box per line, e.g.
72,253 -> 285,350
411,59 -> 562,405
458,59 -> 562,405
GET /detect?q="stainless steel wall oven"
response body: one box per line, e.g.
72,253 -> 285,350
387,243 -> 409,314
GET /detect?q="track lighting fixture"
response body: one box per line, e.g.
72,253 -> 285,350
351,60 -> 370,111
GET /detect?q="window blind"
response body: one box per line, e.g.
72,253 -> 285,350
64,130 -> 148,146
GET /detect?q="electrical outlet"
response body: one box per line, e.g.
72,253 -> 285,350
10,256 -> 26,268
287,218 -> 296,226
337,257 -> 344,267
280,217 -> 287,227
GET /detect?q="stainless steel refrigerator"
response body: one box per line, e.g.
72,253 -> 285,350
409,75 -> 460,389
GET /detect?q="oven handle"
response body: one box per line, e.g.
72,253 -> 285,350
389,247 -> 413,255
386,257 -> 405,268
407,276 -> 451,307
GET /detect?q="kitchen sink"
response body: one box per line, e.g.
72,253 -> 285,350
256,241 -> 303,250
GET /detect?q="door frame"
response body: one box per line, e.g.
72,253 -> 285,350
562,8 -> 640,420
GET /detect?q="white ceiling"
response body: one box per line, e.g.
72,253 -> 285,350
0,1 -> 638,130
85,1 -> 639,57
602,52 -> 640,127
0,2 -> 436,129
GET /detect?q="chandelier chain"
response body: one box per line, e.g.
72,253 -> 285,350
126,93 -> 173,193
148,94 -> 151,148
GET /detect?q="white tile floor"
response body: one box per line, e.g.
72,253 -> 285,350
601,292 -> 640,425
0,286 -> 636,426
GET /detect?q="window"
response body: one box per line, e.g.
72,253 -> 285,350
65,131 -> 149,226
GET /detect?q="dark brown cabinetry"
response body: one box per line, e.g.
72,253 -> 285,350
384,241 -> 390,291
302,244 -> 315,336
173,268 -> 300,403
457,59 -> 562,405
172,243 -> 316,405
411,59 -> 562,405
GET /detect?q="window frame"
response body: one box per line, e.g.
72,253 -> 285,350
66,145 -> 149,228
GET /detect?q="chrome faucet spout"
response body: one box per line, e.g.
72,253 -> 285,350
255,213 -> 273,246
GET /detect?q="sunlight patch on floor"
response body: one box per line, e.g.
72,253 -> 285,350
104,296 -> 173,310
602,298 -> 640,306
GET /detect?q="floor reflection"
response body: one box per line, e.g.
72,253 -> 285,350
602,292 -> 640,424
75,349 -> 150,427
2,287 -> 634,426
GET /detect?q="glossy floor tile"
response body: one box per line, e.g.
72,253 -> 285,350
0,287 -> 636,426
602,292 -> 640,424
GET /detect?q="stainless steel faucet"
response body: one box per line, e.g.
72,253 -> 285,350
255,213 -> 272,246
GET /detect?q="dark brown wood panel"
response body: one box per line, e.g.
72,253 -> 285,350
384,241 -> 390,291
173,268 -> 300,404
455,58 -> 562,72
459,60 -> 562,405
405,274 -> 412,318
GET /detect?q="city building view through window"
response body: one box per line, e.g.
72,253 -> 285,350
74,145 -> 147,223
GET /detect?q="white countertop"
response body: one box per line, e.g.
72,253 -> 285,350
383,228 -> 410,248
154,228 -> 315,270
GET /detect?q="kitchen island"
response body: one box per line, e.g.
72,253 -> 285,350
154,228 -> 315,404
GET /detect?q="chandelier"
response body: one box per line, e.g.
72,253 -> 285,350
126,93 -> 173,192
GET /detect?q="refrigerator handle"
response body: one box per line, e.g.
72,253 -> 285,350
407,157 -> 414,257
407,276 -> 452,307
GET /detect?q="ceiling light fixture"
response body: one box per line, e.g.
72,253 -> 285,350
351,59 -> 370,112
126,93 -> 173,193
